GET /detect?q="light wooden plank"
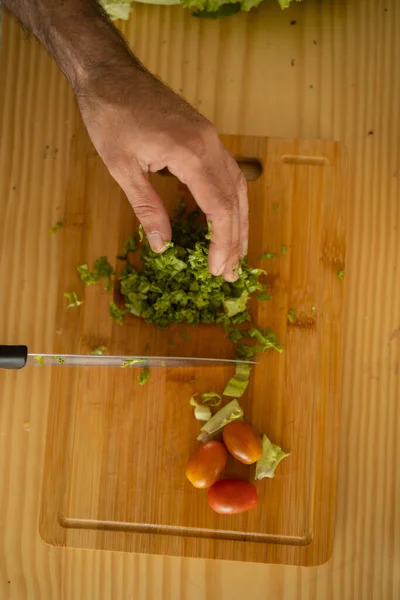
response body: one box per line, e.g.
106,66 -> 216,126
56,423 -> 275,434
0,0 -> 399,596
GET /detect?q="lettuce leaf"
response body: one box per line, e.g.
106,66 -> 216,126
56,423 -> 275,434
100,1 -> 134,19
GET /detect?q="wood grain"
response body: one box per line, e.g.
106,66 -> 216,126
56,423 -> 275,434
0,0 -> 399,596
39,132 -> 345,565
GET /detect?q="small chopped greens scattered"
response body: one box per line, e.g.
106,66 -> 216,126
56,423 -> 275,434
121,358 -> 146,368
138,367 -> 150,385
236,327 -> 283,360
89,346 -> 106,355
49,220 -> 63,234
138,224 -> 144,243
100,0 -> 135,21
78,256 -> 114,289
34,355 -> 44,366
287,308 -> 296,323
181,329 -> 190,342
64,292 -> 83,308
311,306 -> 316,316
54,356 -> 65,364
223,363 -> 251,398
256,291 -> 271,301
281,245 -> 288,255
121,234 -> 138,258
259,251 -> 276,260
190,394 -> 212,422
337,269 -> 345,281
197,399 -> 243,442
273,204 -> 280,212
173,199 -> 187,219
255,434 -> 290,480
161,361 -> 167,367
109,301 -> 126,325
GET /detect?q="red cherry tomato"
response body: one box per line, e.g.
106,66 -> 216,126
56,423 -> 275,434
208,479 -> 258,515
185,441 -> 228,489
222,421 -> 263,465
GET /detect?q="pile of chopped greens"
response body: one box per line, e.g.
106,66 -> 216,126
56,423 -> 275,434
117,210 -> 264,328
69,201 -> 284,382
101,0 -> 303,21
75,205 -> 282,360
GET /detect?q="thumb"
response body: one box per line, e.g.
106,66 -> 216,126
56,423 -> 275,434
123,172 -> 171,252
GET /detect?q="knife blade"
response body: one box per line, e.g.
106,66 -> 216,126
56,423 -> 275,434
0,345 -> 257,370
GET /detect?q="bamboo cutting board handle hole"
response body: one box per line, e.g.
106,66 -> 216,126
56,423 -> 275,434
158,158 -> 263,182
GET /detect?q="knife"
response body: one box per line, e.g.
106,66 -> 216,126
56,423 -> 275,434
0,345 -> 257,370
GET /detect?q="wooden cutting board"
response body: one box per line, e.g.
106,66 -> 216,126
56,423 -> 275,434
39,130 -> 346,566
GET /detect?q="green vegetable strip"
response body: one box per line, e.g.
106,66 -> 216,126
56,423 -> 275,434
200,392 -> 221,406
64,292 -> 83,308
49,220 -> 63,234
138,367 -> 150,385
189,395 -> 212,422
223,363 -> 251,398
254,434 -> 290,480
89,346 -> 106,355
121,358 -> 146,368
197,399 -> 243,443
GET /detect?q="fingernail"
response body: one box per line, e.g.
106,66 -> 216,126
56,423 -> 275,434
215,263 -> 226,277
225,267 -> 239,283
147,232 -> 166,253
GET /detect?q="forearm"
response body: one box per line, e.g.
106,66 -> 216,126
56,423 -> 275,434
2,0 -> 144,93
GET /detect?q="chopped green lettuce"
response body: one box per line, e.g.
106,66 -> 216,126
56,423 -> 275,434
223,363 -> 251,397
121,358 -> 146,368
101,0 -> 304,21
197,399 -> 243,442
64,292 -> 83,308
255,434 -> 290,479
109,301 -> 127,325
259,251 -> 276,260
77,256 -> 114,289
116,215 -> 265,333
49,220 -> 63,234
190,394 -> 212,421
200,392 -> 221,406
138,367 -> 150,385
89,346 -> 106,355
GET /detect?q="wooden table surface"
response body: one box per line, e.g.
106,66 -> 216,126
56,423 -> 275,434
0,0 -> 399,598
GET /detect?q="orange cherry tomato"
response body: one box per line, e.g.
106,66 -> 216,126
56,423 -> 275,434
222,421 -> 263,465
208,479 -> 258,515
185,441 -> 228,489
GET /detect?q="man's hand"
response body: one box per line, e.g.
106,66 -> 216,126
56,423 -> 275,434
77,66 -> 248,280
3,0 -> 248,281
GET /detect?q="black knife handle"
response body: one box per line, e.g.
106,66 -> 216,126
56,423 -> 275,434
0,345 -> 28,370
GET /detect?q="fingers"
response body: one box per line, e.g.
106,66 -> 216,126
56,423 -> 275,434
224,155 -> 249,259
113,165 -> 172,252
172,141 -> 248,282
184,169 -> 240,281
